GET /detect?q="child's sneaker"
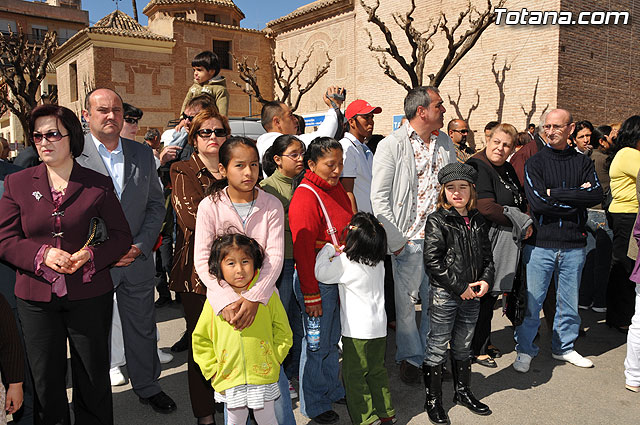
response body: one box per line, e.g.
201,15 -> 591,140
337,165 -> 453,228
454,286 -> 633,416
288,380 -> 298,399
380,416 -> 397,424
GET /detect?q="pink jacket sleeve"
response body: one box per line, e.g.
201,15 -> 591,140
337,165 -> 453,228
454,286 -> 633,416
194,197 -> 238,314
241,197 -> 284,306
193,195 -> 284,315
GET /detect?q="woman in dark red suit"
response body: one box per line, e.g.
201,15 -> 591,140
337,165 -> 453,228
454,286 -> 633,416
0,104 -> 132,425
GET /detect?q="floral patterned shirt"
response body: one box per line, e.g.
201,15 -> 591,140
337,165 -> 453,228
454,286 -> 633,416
406,124 -> 449,240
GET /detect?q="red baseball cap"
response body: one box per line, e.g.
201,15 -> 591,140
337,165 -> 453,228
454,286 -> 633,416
345,99 -> 382,120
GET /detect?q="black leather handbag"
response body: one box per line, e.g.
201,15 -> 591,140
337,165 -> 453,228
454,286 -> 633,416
83,217 -> 108,248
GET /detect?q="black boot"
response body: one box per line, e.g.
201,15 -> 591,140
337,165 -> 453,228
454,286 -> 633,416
451,359 -> 491,415
423,363 -> 449,424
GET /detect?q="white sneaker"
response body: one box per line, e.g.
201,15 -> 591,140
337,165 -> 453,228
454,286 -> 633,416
110,366 -> 126,386
552,350 -> 593,368
158,349 -> 174,364
288,380 -> 298,399
513,352 -> 532,373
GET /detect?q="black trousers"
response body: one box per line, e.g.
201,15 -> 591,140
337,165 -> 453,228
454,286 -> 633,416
471,293 -> 498,356
17,291 -> 113,425
181,292 -> 215,418
607,212 -> 637,327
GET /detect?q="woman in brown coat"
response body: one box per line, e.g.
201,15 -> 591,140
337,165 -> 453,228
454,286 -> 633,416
169,108 -> 229,425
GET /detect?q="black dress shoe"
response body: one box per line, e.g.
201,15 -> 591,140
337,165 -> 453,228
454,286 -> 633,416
486,345 -> 502,359
313,410 -> 339,424
171,332 -> 188,352
473,356 -> 498,368
139,391 -> 177,414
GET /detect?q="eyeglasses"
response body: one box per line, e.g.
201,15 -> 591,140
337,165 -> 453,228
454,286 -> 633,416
543,124 -> 569,132
181,113 -> 195,122
124,117 -> 139,125
280,152 -> 305,161
197,128 -> 227,138
451,129 -> 469,134
32,131 -> 68,144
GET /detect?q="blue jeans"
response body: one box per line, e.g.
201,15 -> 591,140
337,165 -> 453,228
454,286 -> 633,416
390,240 -> 430,366
514,245 -> 586,357
222,366 -> 295,425
294,277 -> 345,418
424,287 -> 480,366
579,210 -> 613,308
278,259 -> 303,380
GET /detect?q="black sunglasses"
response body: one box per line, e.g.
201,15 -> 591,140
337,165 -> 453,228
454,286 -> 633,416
124,117 -> 139,125
181,113 -> 195,122
197,128 -> 227,138
32,131 -> 68,144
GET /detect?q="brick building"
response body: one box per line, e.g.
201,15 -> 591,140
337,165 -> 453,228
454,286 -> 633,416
0,0 -> 89,146
268,0 -> 640,148
52,0 -> 273,141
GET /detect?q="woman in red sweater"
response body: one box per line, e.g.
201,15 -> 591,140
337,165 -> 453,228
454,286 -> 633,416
289,137 -> 353,424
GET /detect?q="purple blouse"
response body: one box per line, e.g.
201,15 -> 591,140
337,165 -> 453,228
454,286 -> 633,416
33,188 -> 95,297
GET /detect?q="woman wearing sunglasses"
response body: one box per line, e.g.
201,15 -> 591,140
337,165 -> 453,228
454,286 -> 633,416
169,107 -> 230,425
120,103 -> 143,140
0,104 -> 132,424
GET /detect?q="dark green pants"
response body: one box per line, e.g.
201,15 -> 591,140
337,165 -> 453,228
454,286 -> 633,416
342,336 -> 395,425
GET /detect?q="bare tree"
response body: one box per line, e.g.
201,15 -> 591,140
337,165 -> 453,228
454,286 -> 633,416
521,77 -> 549,128
232,46 -> 332,112
232,55 -> 268,105
131,0 -> 139,22
447,75 -> 479,122
491,54 -> 511,122
361,0 -> 506,90
0,26 -> 58,142
0,83 -> 8,118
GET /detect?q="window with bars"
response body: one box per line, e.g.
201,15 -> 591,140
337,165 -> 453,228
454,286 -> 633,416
212,40 -> 231,70
31,24 -> 48,42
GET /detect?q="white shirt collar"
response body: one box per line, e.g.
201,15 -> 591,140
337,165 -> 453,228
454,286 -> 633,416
344,132 -> 362,145
91,133 -> 123,155
406,122 -> 438,143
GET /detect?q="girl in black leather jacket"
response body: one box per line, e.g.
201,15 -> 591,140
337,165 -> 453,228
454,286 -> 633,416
421,163 -> 495,424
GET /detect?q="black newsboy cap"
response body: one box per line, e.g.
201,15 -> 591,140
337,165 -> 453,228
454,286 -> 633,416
437,162 -> 478,185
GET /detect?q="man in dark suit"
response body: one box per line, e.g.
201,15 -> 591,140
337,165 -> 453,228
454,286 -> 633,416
79,88 -> 176,414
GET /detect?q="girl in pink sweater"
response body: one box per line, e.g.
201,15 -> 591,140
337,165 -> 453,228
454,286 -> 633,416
193,137 -> 296,423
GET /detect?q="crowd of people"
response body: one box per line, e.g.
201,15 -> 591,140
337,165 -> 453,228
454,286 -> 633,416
0,48 -> 639,425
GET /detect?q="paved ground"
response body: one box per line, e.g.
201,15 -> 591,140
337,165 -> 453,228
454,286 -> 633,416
101,301 -> 640,425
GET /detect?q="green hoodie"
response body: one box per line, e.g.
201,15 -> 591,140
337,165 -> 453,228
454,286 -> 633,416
181,76 -> 229,116
192,272 -> 292,393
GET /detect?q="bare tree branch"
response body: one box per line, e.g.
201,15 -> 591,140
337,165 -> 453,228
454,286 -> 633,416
231,54 -> 268,104
521,77 -> 549,127
466,89 -> 480,122
491,53 -> 511,122
0,25 -> 58,142
291,51 -> 331,112
232,45 -> 332,112
447,74 -> 480,122
361,0 -> 505,91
